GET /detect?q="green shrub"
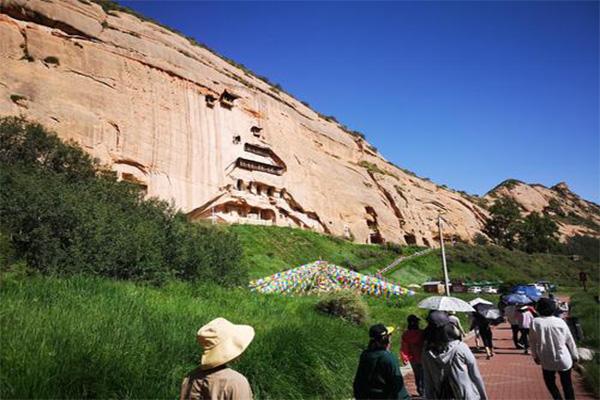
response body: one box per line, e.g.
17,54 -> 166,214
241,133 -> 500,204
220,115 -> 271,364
315,291 -> 369,325
473,233 -> 489,246
0,117 -> 245,285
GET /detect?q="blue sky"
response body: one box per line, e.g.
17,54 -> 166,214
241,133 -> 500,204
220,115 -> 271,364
122,1 -> 599,202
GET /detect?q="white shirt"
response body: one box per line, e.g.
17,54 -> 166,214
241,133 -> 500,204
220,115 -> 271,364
530,316 -> 578,371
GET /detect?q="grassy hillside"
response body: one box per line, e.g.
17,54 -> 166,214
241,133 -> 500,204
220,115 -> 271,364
229,225 -> 420,279
385,243 -> 599,289
0,275 -> 423,399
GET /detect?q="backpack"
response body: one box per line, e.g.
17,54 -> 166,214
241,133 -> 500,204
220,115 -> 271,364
437,351 -> 457,399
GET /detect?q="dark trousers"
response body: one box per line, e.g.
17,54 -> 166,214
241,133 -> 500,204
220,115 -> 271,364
542,369 -> 575,400
519,328 -> 530,350
410,361 -> 424,396
511,324 -> 521,348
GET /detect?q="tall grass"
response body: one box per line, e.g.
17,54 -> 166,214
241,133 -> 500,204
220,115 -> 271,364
0,275 -> 427,399
569,291 -> 600,397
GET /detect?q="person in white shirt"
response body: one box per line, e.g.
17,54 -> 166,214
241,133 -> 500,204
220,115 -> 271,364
517,306 -> 534,354
530,298 -> 579,400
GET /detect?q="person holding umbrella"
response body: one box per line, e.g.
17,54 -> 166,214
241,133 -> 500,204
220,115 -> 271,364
471,305 -> 495,359
517,305 -> 534,354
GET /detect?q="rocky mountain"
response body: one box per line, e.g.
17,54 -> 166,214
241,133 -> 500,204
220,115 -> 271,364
484,180 -> 600,239
0,0 -> 596,246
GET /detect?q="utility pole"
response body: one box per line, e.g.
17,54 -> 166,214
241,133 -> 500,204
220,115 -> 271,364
438,214 -> 450,296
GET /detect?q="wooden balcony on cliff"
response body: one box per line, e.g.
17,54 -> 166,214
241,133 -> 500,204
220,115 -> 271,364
235,158 -> 284,175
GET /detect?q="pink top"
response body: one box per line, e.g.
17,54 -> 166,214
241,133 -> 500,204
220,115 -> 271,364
518,310 -> 534,329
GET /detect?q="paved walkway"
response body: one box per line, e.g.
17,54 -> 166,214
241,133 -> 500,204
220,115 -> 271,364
402,322 -> 596,399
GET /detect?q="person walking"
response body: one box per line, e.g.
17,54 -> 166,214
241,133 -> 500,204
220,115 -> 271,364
517,305 -> 534,354
468,312 -> 482,351
354,324 -> 411,400
447,311 -> 466,339
400,315 -> 425,397
504,304 -> 522,349
422,311 -> 488,400
530,298 -> 579,400
180,317 -> 255,400
471,307 -> 494,359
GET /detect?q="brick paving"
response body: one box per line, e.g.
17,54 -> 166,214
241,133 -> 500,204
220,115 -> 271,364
401,322 -> 597,399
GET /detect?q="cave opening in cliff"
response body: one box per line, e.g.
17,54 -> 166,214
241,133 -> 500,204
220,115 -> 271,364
233,135 -> 241,144
422,238 -> 431,247
236,179 -> 243,190
220,90 -> 240,108
205,95 -> 216,108
251,126 -> 263,138
121,173 -> 148,196
369,232 -> 384,244
404,234 -> 417,245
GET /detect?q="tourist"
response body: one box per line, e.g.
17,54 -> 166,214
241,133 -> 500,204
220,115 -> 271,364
504,304 -> 522,349
468,312 -> 482,351
422,311 -> 488,399
530,298 -> 579,400
471,307 -> 494,359
578,271 -> 587,292
353,324 -> 411,399
400,315 -> 425,397
447,311 -> 467,339
517,305 -> 534,354
180,318 -> 255,400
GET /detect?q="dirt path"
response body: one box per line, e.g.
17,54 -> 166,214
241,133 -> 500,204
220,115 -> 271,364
402,321 -> 596,399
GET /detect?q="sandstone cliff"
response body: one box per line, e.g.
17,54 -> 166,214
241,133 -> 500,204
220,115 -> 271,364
0,0 -> 594,246
484,180 -> 600,239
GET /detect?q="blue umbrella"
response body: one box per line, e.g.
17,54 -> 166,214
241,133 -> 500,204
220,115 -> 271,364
503,293 -> 533,305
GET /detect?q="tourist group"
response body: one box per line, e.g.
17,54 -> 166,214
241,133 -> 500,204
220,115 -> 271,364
179,295 -> 579,400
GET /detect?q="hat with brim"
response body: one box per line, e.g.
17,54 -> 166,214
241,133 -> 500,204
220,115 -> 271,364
369,323 -> 395,339
197,317 -> 255,370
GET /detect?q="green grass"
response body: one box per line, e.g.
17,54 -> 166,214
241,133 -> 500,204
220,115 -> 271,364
385,243 -> 599,288
0,275 -> 429,399
229,225 -> 418,279
569,290 -> 600,397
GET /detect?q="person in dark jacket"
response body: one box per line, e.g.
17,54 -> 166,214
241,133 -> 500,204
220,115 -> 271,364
353,324 -> 411,400
471,309 -> 494,359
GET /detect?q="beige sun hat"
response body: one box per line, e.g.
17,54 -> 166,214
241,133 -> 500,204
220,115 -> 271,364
197,317 -> 255,370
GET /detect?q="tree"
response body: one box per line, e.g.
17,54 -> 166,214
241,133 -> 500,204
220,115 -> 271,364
483,198 -> 522,249
516,212 -> 559,254
565,235 -> 600,262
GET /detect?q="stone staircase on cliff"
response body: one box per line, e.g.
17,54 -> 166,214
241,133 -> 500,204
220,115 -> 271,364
377,248 -> 434,276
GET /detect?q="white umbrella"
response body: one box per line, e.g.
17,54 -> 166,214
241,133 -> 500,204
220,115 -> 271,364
418,296 -> 476,312
469,297 -> 493,306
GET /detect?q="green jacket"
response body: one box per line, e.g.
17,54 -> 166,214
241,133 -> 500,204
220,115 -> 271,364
353,348 -> 411,400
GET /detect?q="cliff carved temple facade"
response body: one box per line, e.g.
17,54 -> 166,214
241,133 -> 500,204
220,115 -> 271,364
1,0 -> 596,245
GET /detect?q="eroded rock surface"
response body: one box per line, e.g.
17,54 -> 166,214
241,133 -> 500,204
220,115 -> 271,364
485,180 -> 600,239
0,0 -> 596,245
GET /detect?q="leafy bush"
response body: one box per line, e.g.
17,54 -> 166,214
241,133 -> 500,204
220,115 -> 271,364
315,291 -> 369,325
565,235 -> 600,262
382,241 -> 403,254
0,117 -> 245,285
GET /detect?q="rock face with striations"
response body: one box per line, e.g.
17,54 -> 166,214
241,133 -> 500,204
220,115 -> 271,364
0,0 -> 596,246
